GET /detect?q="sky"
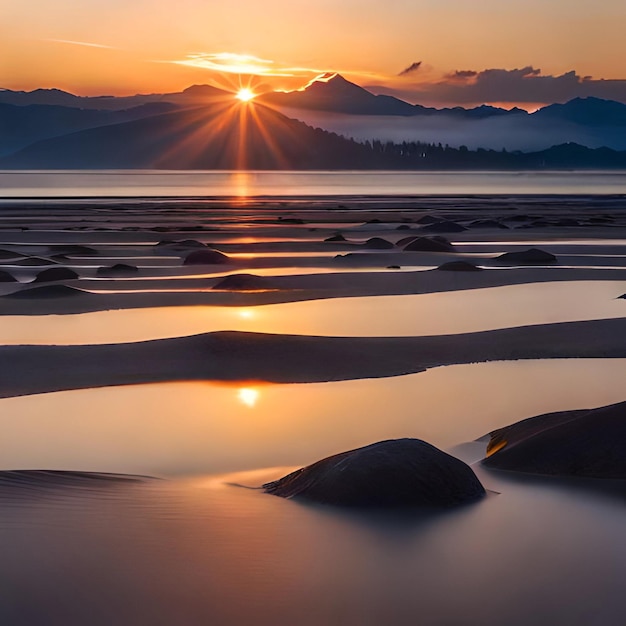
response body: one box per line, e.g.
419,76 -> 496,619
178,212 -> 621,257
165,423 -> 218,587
2,0 -> 626,107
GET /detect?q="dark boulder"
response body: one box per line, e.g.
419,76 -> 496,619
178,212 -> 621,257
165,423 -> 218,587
5,285 -> 85,299
50,245 -> 98,256
183,249 -> 230,265
494,248 -> 557,264
213,274 -> 278,291
421,221 -> 467,233
415,215 -> 442,224
0,270 -> 17,282
363,237 -> 395,250
0,249 -> 25,260
96,264 -> 139,277
16,257 -> 58,266
437,261 -> 483,272
157,239 -> 206,250
469,219 -> 509,229
33,267 -> 79,282
403,237 -> 455,253
397,235 -> 419,247
483,401 -> 626,479
324,234 -> 346,242
264,439 -> 486,509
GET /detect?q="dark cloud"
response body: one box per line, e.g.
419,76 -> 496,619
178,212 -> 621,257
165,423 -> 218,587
369,66 -> 626,106
398,61 -> 422,77
445,70 -> 478,81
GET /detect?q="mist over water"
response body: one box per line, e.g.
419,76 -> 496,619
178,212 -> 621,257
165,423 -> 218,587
283,108 -> 626,151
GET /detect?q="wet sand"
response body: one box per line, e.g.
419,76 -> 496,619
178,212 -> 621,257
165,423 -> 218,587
0,194 -> 625,625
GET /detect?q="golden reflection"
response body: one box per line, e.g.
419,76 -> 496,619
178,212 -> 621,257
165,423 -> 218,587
237,387 -> 259,408
232,171 -> 252,197
236,308 -> 256,319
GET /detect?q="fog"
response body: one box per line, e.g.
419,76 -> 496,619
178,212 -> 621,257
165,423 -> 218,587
280,108 -> 626,152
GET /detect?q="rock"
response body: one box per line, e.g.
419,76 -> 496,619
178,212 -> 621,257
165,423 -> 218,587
501,214 -> 532,223
50,245 -> 98,256
415,215 -> 441,224
386,265 -> 401,269
469,219 -> 509,229
483,401 -> 626,479
397,236 -> 419,247
494,248 -> 557,264
15,257 -> 58,266
96,264 -> 139,277
553,218 -> 580,227
324,234 -> 346,242
33,267 -> 79,282
436,261 -> 483,272
212,274 -> 278,291
0,270 -> 17,282
156,239 -> 206,249
183,249 -> 230,265
363,237 -> 395,250
396,224 -> 411,230
264,439 -> 486,509
403,237 -> 455,253
5,285 -> 84,299
277,217 -> 304,224
421,221 -> 467,233
0,249 -> 25,260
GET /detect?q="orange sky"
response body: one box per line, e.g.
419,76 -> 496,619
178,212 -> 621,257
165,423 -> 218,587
1,0 -> 625,104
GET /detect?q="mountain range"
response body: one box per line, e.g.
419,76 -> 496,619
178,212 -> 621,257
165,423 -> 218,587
2,74 -> 626,168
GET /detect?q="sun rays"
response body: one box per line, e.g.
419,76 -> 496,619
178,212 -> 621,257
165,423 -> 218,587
150,76 -> 301,171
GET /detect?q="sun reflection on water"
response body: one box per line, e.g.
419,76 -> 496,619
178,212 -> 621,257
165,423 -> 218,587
237,387 -> 259,408
236,308 -> 256,320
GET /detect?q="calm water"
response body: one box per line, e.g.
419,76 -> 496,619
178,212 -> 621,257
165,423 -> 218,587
2,170 -> 626,197
1,361 -> 625,625
1,281 -> 623,345
2,359 -> 624,476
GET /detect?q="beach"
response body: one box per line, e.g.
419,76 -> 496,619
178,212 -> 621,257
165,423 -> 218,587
0,188 -> 625,625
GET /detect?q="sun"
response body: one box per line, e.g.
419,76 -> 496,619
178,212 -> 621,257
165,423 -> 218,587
236,88 -> 255,102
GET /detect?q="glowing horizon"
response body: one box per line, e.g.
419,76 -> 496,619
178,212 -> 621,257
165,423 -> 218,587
2,0 -> 625,107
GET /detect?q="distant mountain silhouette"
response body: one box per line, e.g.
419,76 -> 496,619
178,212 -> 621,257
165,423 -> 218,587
3,78 -> 626,167
260,73 -> 422,116
0,101 -> 177,156
0,102 -> 378,169
260,74 -> 532,119
0,84 -> 231,111
533,97 -> 626,126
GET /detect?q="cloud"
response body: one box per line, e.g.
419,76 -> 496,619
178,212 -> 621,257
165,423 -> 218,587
446,70 -> 478,81
43,39 -> 117,50
367,66 -> 626,107
170,52 -> 326,78
398,62 -> 422,77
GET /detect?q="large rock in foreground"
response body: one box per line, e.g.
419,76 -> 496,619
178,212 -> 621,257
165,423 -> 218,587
264,439 -> 485,508
483,400 -> 626,479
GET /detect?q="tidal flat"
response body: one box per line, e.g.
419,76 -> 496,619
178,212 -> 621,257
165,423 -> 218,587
0,192 -> 625,625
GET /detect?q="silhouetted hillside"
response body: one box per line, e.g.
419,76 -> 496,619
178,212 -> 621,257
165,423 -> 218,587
533,97 -> 626,126
0,84 -> 231,111
0,102 -> 378,169
0,101 -> 178,156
